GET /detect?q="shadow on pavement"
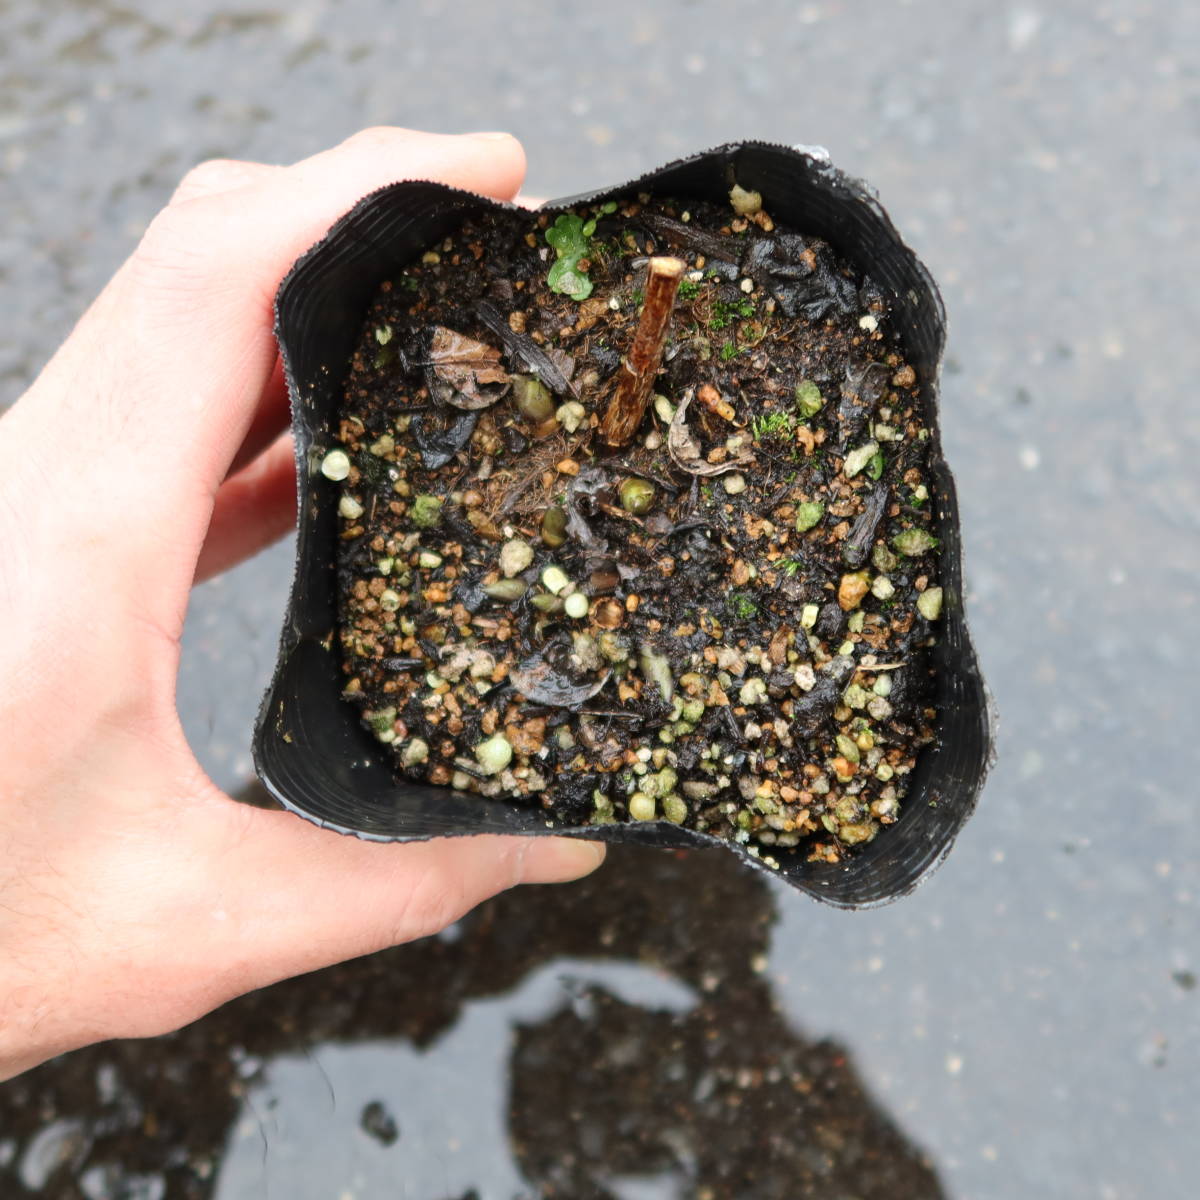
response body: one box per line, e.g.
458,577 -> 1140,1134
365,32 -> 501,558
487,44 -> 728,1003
0,792 -> 944,1199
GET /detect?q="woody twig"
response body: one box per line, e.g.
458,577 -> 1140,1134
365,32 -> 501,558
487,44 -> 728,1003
599,256 -> 685,447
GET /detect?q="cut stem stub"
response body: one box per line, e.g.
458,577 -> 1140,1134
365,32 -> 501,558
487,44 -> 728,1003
599,255 -> 685,447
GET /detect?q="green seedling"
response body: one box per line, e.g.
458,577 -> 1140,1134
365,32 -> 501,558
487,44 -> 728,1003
545,202 -> 616,301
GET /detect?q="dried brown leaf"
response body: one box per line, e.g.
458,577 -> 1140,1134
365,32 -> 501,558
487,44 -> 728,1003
667,391 -> 754,477
429,327 -> 512,409
544,346 -> 576,386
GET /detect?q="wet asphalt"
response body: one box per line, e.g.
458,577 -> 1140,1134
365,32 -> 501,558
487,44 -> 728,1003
1,1 -> 1197,1197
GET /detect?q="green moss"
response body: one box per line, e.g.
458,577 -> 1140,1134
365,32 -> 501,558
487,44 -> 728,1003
794,379 -> 824,418
591,792 -> 616,824
893,528 -> 939,557
794,501 -> 824,532
872,543 -> 899,572
369,706 -> 397,733
709,297 -> 755,330
751,410 -> 795,440
729,591 -> 759,619
410,493 -> 442,528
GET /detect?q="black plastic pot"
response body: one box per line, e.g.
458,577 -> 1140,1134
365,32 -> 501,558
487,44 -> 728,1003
253,141 -> 992,907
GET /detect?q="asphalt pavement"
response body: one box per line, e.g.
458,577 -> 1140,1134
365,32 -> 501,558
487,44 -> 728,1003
1,2 -> 1197,1196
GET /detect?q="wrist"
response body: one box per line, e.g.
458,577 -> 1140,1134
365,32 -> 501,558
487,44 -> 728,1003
0,800 -> 99,1082
0,951 -> 79,1082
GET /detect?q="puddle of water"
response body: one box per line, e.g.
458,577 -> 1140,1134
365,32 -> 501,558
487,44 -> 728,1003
0,846 -> 945,1199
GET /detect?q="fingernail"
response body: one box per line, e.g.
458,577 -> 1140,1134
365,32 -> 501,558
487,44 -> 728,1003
464,130 -> 516,142
521,837 -> 606,883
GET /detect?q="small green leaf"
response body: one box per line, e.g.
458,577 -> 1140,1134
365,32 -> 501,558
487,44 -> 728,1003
547,261 -> 593,300
545,213 -> 596,300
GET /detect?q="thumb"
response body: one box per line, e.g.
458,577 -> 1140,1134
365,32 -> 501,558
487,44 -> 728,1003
179,796 -> 605,1009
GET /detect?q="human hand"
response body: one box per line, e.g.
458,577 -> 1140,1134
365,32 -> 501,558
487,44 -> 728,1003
0,128 -> 604,1081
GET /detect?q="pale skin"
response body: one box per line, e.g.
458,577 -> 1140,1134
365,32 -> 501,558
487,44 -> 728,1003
0,127 -> 604,1081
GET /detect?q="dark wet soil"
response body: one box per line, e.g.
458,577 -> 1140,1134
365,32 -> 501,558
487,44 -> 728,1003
330,191 -> 940,867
